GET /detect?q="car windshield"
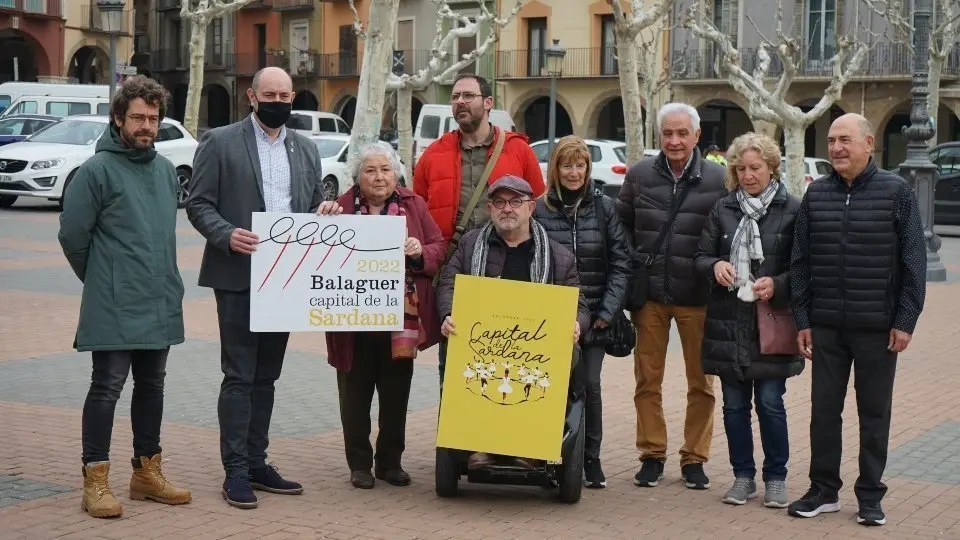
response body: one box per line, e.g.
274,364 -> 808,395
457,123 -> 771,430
28,119 -> 106,145
614,146 -> 627,163
313,138 -> 346,159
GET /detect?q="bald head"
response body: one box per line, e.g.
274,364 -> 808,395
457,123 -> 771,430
246,67 -> 294,133
252,67 -> 293,94
828,113 -> 876,182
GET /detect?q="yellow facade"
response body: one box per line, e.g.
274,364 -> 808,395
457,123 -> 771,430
63,2 -> 135,85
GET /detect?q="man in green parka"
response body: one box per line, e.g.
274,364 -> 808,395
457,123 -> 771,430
58,76 -> 191,519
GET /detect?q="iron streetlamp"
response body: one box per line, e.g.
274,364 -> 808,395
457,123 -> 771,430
898,0 -> 947,281
97,0 -> 125,99
544,39 -> 566,159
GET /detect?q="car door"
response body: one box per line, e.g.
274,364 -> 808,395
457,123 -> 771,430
155,123 -> 194,167
934,145 -> 960,225
531,141 -> 550,179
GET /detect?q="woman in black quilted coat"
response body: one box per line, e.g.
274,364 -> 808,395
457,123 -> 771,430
534,135 -> 631,489
694,132 -> 803,509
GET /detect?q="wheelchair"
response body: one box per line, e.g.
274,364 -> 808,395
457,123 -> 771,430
434,345 -> 586,503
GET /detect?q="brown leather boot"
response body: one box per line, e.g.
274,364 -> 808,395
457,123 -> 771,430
129,454 -> 192,505
81,462 -> 122,518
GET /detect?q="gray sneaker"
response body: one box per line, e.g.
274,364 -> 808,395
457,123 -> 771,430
764,480 -> 789,508
721,477 -> 757,505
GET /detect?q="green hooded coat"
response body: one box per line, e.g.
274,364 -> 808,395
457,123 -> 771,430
58,123 -> 185,352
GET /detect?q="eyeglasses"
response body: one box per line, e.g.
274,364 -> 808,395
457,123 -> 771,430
490,198 -> 531,209
126,114 -> 160,126
450,92 -> 482,103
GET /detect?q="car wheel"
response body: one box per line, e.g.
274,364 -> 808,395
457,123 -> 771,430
322,176 -> 339,201
0,195 -> 17,208
58,170 -> 79,212
176,167 -> 192,209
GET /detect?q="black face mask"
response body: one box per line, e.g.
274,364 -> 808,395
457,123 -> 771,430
253,100 -> 291,129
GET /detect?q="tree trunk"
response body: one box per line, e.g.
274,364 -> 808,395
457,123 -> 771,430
396,86 -> 414,185
643,87 -> 655,149
927,55 -> 944,150
782,124 -> 807,196
348,0 -> 401,172
183,16 -> 209,138
615,32 -> 645,165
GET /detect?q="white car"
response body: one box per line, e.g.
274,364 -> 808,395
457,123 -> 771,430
0,115 -> 197,209
781,157 -> 833,193
310,134 -> 407,201
529,138 -> 658,198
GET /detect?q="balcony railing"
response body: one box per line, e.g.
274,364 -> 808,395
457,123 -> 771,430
0,0 -> 63,17
495,48 -> 619,79
672,42 -> 960,81
315,52 -> 362,78
273,0 -> 313,10
151,47 -> 233,72
81,4 -> 132,34
155,0 -> 180,11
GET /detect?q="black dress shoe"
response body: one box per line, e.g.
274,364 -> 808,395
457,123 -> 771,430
375,468 -> 411,486
250,464 -> 303,495
351,470 -> 375,489
222,474 -> 258,509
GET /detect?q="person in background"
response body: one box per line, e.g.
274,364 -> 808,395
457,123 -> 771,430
705,144 -> 727,166
788,113 -> 926,527
59,76 -> 191,518
694,132 -> 804,509
316,144 -> 446,489
533,135 -> 631,488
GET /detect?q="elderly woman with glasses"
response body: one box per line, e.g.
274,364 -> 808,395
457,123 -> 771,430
317,144 -> 446,489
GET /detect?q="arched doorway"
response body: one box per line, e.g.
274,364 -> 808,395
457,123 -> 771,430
696,100 -> 753,151
68,46 -> 109,84
203,84 -> 230,129
522,96 -> 573,142
411,97 -> 423,131
339,96 -> 357,128
594,97 -> 642,141
293,90 -> 319,111
0,30 -> 41,83
881,102 -> 960,169
171,84 -> 188,123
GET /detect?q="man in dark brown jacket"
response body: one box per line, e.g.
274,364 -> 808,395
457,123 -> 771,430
436,175 -> 591,469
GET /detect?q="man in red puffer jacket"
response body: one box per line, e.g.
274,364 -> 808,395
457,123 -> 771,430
414,74 -> 544,246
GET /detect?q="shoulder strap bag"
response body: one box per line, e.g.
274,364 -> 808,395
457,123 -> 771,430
591,192 -> 636,357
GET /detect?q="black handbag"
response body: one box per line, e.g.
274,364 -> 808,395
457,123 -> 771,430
592,192 -> 636,358
625,182 -> 691,311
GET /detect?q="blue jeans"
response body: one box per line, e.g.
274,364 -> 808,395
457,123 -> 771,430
721,376 -> 789,481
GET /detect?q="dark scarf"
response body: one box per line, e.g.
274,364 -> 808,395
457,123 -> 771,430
353,186 -> 422,360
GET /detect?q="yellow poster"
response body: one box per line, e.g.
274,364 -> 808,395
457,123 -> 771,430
436,275 -> 580,461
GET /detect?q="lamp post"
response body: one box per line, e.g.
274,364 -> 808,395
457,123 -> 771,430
97,0 -> 125,99
899,0 -> 947,281
544,39 -> 566,159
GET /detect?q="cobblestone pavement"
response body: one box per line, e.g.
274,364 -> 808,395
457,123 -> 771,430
4,198 -> 960,539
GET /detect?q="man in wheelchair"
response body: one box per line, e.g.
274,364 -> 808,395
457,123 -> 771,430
435,175 -> 591,497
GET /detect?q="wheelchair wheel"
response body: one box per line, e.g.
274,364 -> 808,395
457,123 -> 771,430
557,409 -> 585,503
435,447 -> 460,497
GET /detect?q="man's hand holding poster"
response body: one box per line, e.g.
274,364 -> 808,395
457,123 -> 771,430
249,212 -> 405,332
437,275 -> 580,461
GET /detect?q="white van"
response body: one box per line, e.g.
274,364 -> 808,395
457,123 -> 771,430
0,95 -> 110,119
413,104 -> 515,162
0,83 -> 109,114
286,111 -> 351,137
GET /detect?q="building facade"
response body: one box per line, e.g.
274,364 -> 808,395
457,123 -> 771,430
64,2 -> 135,86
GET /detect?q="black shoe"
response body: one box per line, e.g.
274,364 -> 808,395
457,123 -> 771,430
584,458 -> 606,488
250,464 -> 303,495
681,463 -> 711,490
634,459 -> 665,487
351,470 -> 375,489
222,474 -> 258,509
857,501 -> 886,526
787,486 -> 841,518
375,468 -> 411,486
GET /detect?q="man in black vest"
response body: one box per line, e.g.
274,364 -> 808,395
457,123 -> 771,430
788,113 -> 926,526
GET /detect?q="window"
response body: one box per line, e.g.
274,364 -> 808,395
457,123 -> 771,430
934,146 -> 960,174
212,18 -> 223,61
47,102 -> 91,116
0,95 -> 10,114
396,19 -> 414,74
28,120 -> 106,145
339,25 -> 358,75
286,113 -> 313,131
443,117 -> 457,133
313,138 -> 346,159
420,115 -> 440,139
807,0 -> 836,64
588,145 -> 603,163
158,123 -> 183,142
23,119 -> 54,135
317,118 -> 336,133
10,101 -> 38,115
336,119 -> 351,134
815,161 -> 833,175
456,17 -> 479,74
0,118 -> 26,136
614,146 -> 627,163
97,103 -> 110,115
601,15 -> 617,76
527,18 -> 547,77
532,142 -> 550,163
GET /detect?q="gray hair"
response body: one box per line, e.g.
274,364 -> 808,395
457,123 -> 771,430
352,143 -> 403,180
656,102 -> 701,132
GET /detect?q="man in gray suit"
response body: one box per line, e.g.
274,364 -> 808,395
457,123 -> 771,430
186,67 -> 324,509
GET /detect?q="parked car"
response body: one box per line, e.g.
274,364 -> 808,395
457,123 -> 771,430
781,157 -> 833,193
0,114 -> 59,147
529,138 -> 658,198
891,142 -> 960,225
309,134 -> 407,201
413,104 -> 515,163
0,115 -> 198,210
286,111 -> 351,138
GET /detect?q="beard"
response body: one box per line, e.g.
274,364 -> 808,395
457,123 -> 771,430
121,127 -> 156,150
455,106 -> 484,133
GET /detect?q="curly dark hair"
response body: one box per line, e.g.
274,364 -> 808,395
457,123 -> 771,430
453,73 -> 492,98
109,75 -> 169,124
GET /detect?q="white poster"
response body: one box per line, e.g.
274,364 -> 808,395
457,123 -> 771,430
249,212 -> 406,332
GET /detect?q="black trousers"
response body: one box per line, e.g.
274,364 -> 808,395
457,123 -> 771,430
337,332 -> 414,472
582,344 -> 605,460
82,349 -> 168,464
809,326 -> 898,502
215,290 -> 290,475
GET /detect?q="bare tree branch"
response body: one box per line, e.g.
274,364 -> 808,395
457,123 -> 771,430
347,0 -> 367,39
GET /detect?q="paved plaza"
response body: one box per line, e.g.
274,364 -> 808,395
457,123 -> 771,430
3,198 -> 960,539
